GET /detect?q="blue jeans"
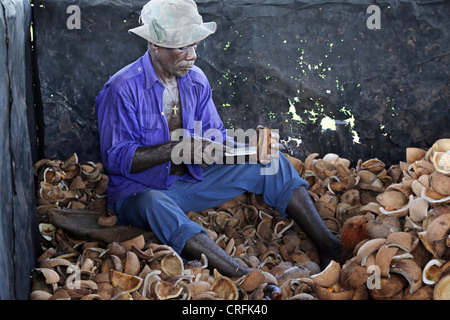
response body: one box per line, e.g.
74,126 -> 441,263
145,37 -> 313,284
111,153 -> 308,255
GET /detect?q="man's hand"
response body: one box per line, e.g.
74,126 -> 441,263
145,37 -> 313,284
172,136 -> 233,166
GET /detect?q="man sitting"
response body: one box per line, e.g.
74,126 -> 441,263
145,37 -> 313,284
96,0 -> 342,278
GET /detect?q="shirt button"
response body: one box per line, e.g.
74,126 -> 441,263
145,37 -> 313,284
161,111 -> 165,115
137,67 -> 142,71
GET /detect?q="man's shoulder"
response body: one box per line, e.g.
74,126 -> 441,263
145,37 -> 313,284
106,57 -> 145,92
188,65 -> 210,88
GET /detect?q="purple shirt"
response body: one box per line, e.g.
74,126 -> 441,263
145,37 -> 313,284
96,51 -> 227,205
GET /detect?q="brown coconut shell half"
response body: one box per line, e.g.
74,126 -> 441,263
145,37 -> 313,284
237,269 -> 266,292
39,257 -> 73,269
161,252 -> 184,277
369,274 -> 407,300
409,197 -> 429,222
284,154 -> 303,173
386,232 -> 413,252
154,280 -> 183,300
123,251 -> 141,276
289,293 -> 317,300
389,259 -> 423,294
355,238 -> 386,266
430,171 -> 450,196
379,195 -> 412,218
366,216 -> 402,239
109,269 -> 143,293
32,268 -> 60,285
430,143 -> 450,175
375,245 -> 399,277
360,158 -> 385,173
433,274 -> 450,300
310,260 -> 341,288
314,283 -> 355,300
49,288 -> 71,300
403,285 -> 434,300
425,213 -> 450,259
422,259 -> 445,285
120,234 -> 145,251
376,190 -> 408,210
339,257 -> 369,289
187,281 -> 211,297
210,270 -> 238,300
406,147 -> 427,163
421,186 -> 450,204
29,290 -> 53,300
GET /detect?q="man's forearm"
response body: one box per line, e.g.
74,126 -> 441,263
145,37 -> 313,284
130,141 -> 178,173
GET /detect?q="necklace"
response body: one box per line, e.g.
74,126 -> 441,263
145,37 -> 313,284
164,86 -> 180,115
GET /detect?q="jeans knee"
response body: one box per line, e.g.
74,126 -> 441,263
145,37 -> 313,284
137,189 -> 169,208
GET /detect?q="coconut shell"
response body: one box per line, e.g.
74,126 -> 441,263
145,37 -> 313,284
406,147 -> 427,163
161,252 -> 184,277
210,270 -> 238,300
389,259 -> 423,294
386,232 -> 413,252
311,260 -> 341,287
409,197 -> 429,222
423,259 -> 445,285
49,288 -> 71,300
289,293 -> 317,300
154,280 -> 183,300
109,270 -> 143,293
369,274 -> 407,300
29,290 -> 53,300
425,213 -> 450,259
403,285 -> 433,300
237,269 -> 266,292
431,149 -> 450,176
188,281 -> 211,297
366,216 -> 402,239
360,158 -> 385,173
340,258 -> 369,289
39,257 -> 73,269
340,215 -> 370,257
314,284 -> 355,300
375,245 -> 399,277
124,251 -> 141,276
277,266 -> 310,286
433,274 -> 450,300
355,238 -> 386,266
421,186 -> 450,204
284,154 -> 303,173
120,234 -> 145,251
33,268 -> 60,284
430,171 -> 450,196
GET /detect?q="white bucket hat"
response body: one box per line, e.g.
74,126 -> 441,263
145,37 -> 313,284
129,0 -> 217,48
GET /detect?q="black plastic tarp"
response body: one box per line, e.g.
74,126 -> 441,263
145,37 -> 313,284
0,0 -> 39,300
33,0 -> 449,165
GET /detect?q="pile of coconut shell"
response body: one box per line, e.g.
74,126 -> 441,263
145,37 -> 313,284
30,139 -> 450,300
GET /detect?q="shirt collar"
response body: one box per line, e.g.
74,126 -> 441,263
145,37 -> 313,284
142,50 -> 194,90
143,51 -> 159,90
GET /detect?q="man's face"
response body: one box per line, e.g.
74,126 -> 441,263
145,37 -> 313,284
151,43 -> 198,78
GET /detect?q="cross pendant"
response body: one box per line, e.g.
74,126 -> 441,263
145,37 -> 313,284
173,105 -> 179,115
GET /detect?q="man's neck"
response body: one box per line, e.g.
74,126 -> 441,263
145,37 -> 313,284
149,50 -> 177,87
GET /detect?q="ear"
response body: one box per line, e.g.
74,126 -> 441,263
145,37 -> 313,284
148,42 -> 159,52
